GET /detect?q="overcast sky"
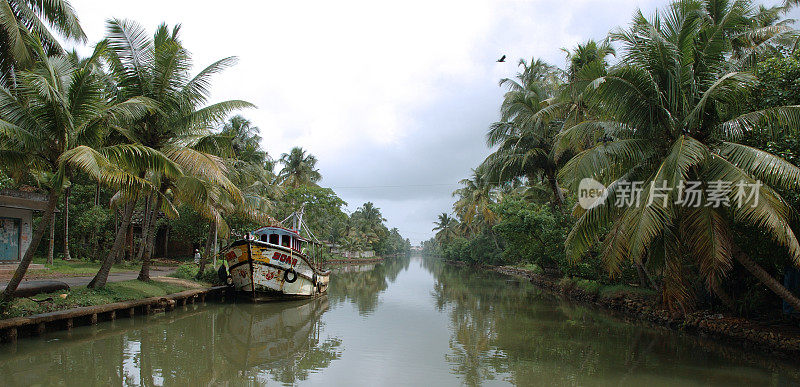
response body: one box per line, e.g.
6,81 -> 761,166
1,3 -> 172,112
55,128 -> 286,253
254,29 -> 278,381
68,0 -> 791,244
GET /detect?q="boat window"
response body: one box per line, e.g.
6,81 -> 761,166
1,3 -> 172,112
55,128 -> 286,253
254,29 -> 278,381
281,235 -> 290,247
260,234 -> 268,242
269,234 -> 279,245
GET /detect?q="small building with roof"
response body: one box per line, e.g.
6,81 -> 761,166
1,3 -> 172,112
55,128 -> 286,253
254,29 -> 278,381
0,189 -> 50,262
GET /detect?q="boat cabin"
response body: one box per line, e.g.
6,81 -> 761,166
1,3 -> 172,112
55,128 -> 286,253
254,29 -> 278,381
252,227 -> 305,252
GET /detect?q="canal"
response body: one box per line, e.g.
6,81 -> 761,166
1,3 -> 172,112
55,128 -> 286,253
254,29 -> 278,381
1,256 -> 798,386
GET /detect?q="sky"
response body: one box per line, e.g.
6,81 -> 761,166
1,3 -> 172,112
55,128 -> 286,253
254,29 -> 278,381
66,0 -> 793,244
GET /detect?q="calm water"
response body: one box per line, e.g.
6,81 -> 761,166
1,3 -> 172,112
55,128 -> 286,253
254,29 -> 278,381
1,256 -> 799,386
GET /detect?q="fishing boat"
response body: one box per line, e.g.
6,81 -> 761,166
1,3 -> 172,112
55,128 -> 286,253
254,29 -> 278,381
220,209 -> 330,301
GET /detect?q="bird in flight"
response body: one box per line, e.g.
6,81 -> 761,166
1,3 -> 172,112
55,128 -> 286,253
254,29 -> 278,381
497,55 -> 506,62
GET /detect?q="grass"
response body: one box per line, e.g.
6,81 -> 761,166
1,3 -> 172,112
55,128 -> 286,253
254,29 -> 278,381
169,263 -> 219,285
27,257 -> 141,275
557,277 -> 656,300
1,279 -> 196,319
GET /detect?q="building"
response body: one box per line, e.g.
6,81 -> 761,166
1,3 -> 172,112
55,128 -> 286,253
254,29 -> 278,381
0,189 -> 50,262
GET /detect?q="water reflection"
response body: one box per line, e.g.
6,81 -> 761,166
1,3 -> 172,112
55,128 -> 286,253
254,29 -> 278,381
1,255 -> 799,386
0,297 -> 339,385
327,256 -> 411,315
430,261 -> 800,386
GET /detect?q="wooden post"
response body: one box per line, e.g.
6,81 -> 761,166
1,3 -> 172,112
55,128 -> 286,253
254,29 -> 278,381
109,310 -> 116,320
128,307 -> 135,317
65,318 -> 73,330
36,322 -> 46,335
90,313 -> 98,325
144,304 -> 151,314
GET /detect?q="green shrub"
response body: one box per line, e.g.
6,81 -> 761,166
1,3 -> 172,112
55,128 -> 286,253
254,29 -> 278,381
574,279 -> 602,296
598,284 -> 656,300
169,263 -> 222,285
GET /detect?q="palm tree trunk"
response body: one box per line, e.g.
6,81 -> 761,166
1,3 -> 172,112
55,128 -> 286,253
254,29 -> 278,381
547,172 -> 565,207
46,214 -> 55,265
198,220 -> 215,276
62,185 -> 72,260
1,191 -> 59,305
733,244 -> 800,313
137,195 -> 162,281
89,202 -> 136,289
135,194 -> 152,261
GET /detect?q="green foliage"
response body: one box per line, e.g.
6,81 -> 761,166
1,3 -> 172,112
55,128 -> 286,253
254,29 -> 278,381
169,263 -> 221,285
441,232 -> 504,265
273,186 -> 348,242
168,205 -> 211,252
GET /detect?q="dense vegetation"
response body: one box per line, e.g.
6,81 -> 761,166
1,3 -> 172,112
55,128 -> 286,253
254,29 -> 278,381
426,0 -> 800,318
0,1 -> 408,306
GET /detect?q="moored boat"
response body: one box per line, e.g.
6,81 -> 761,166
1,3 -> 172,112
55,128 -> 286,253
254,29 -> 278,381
221,210 -> 330,301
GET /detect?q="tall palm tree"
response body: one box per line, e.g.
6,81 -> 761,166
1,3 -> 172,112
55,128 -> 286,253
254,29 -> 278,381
432,213 -> 459,245
278,147 -> 322,188
0,0 -> 85,85
560,0 -> 800,312
0,38 -> 161,303
88,19 -> 253,286
453,166 -> 499,236
484,58 -> 564,205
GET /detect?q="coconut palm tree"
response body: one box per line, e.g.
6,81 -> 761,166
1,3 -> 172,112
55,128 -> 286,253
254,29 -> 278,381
484,58 -> 565,205
432,213 -> 459,245
0,0 -> 85,85
0,38 -> 164,303
278,147 -> 322,188
559,0 -> 800,312
98,19 -> 253,282
453,167 -> 499,236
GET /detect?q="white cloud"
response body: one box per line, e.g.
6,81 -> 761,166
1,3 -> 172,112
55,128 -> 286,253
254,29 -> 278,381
66,0 -> 792,243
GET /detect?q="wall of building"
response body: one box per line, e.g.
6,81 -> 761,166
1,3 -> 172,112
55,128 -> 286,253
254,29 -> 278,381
0,206 -> 33,261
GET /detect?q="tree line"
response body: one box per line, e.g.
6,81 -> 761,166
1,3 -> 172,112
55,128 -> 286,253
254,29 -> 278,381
0,0 -> 408,307
427,0 -> 800,317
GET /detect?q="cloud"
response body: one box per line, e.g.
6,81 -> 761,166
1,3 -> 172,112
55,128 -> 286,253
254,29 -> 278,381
66,0 -> 792,243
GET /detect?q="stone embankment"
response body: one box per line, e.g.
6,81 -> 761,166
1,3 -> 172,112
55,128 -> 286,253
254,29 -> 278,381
0,286 -> 230,343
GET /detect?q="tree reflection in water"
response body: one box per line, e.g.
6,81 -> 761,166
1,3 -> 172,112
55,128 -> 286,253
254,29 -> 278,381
1,255 -> 799,386
327,255 -> 411,315
428,259 -> 800,386
0,297 -> 340,385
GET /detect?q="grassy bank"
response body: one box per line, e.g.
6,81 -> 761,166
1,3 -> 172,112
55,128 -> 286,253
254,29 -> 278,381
1,279 -> 200,319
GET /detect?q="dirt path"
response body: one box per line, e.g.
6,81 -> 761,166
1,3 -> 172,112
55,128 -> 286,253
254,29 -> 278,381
0,267 -> 177,289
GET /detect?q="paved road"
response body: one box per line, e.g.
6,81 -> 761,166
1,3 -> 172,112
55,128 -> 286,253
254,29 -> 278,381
1,268 -> 176,289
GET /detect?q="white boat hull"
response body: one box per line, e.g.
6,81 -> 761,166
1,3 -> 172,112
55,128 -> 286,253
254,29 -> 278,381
223,240 -> 330,301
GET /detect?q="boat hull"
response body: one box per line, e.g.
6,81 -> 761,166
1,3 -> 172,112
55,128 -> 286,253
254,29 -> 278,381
223,240 -> 330,301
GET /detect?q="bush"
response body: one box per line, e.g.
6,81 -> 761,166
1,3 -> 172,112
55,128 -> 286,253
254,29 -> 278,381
574,279 -> 602,296
170,263 -> 223,285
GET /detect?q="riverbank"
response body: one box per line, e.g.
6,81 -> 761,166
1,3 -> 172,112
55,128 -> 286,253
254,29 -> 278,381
0,278 -> 229,342
450,261 -> 800,357
325,257 -> 385,265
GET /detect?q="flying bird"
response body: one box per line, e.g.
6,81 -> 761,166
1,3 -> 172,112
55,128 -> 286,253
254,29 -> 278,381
497,55 -> 506,62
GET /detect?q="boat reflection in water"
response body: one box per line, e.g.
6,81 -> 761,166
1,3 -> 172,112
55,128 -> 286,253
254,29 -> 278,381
0,296 -> 341,386
219,296 -> 341,383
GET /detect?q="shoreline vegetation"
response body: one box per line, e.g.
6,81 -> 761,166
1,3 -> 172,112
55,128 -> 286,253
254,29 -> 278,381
0,0 -> 411,311
425,0 -> 800,360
